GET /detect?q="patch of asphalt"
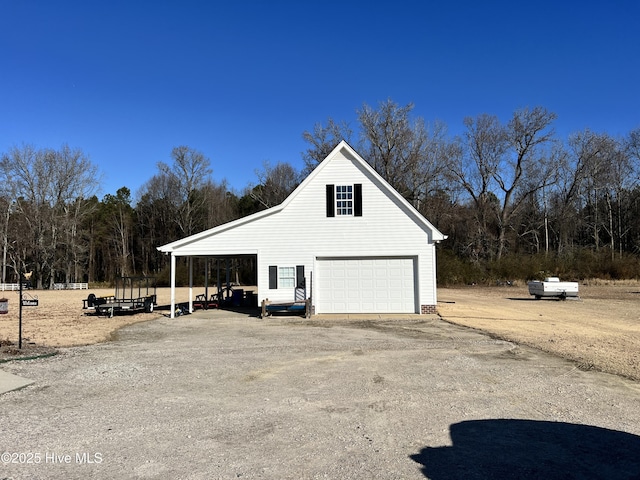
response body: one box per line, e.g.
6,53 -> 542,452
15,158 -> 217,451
1,310 -> 639,479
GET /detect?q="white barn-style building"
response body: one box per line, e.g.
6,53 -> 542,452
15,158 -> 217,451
157,141 -> 447,317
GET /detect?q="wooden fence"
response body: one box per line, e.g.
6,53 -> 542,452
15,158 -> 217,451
1,282 -> 89,291
53,283 -> 89,290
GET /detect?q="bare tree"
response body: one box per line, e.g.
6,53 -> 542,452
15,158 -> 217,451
522,143 -> 566,254
0,144 -> 99,287
494,107 -> 558,258
0,196 -> 15,284
201,180 -> 238,228
448,114 -> 507,259
568,131 -> 622,252
102,187 -> 134,277
448,107 -> 557,259
626,127 -> 640,164
357,100 -> 416,192
584,134 -> 635,258
136,172 -> 183,272
250,161 -> 301,209
157,146 -> 213,236
56,144 -> 100,283
548,130 -> 606,254
398,119 -> 452,212
357,99 -> 453,213
301,118 -> 353,175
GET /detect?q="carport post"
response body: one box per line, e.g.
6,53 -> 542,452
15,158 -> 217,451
170,253 -> 176,319
188,257 -> 193,313
204,260 -> 209,304
226,258 -> 230,300
217,259 -> 221,299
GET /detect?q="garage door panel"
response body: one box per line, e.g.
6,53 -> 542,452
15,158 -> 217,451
317,257 -> 416,314
347,289 -> 360,299
361,278 -> 374,289
374,268 -> 387,277
332,288 -> 346,299
361,289 -> 374,299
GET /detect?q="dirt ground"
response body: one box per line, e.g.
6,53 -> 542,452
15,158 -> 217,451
437,281 -> 640,381
1,282 -> 639,382
2,308 -> 640,479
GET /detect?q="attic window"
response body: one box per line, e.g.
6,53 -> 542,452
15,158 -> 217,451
336,185 -> 353,215
326,184 -> 362,217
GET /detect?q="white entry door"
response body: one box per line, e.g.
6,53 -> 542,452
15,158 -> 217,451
316,257 -> 416,313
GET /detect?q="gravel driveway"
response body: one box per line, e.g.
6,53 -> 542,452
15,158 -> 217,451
2,311 -> 640,479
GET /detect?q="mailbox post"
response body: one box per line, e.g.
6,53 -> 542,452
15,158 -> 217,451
19,273 -> 23,349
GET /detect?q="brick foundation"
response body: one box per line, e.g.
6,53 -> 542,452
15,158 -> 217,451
421,304 -> 437,314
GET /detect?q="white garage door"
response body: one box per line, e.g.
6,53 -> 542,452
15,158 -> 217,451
316,257 -> 416,313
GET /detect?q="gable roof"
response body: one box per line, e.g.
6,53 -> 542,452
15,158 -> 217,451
158,140 -> 446,253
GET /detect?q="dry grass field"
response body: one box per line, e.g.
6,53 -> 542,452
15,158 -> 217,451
0,287 -> 196,352
1,282 -> 639,382
438,280 -> 640,381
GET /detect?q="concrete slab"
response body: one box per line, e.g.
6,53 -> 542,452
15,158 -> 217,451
0,369 -> 34,394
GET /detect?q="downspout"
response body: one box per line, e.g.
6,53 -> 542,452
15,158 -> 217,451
432,242 -> 438,308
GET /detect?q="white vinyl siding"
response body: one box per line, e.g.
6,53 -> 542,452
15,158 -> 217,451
161,144 -> 442,309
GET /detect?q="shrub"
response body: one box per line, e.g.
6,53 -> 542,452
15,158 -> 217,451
437,249 -> 640,285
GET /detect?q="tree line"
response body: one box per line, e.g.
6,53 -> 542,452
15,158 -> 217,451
2,99 -> 639,287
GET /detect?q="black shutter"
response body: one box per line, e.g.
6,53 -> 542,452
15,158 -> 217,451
269,266 -> 278,289
296,265 -> 305,288
354,183 -> 362,216
326,184 -> 335,217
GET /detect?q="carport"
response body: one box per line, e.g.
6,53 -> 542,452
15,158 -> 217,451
165,252 -> 257,318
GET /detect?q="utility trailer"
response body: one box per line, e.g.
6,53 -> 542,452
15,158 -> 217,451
83,276 -> 157,316
528,277 -> 579,300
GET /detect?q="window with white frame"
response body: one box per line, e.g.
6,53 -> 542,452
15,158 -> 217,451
336,185 -> 353,215
278,266 -> 296,288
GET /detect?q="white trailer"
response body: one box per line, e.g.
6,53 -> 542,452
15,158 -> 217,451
528,277 -> 579,300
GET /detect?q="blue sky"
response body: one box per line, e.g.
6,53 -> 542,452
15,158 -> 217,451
2,1 -> 639,199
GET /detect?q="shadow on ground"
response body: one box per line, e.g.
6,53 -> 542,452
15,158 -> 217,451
506,297 -> 574,301
410,419 -> 640,479
156,303 -> 261,318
